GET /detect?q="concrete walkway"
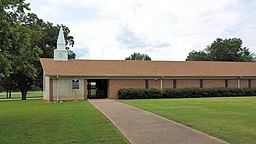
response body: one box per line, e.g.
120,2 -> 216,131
89,99 -> 228,144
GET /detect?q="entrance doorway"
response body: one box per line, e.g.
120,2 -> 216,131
87,79 -> 108,99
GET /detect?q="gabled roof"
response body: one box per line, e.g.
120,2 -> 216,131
40,58 -> 256,77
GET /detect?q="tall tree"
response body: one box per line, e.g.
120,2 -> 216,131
0,1 -> 76,62
1,0 -> 42,100
186,38 -> 255,62
125,52 -> 151,60
186,50 -> 211,61
1,0 -> 76,99
23,14 -> 76,90
8,22 -> 42,100
0,75 -> 16,98
39,23 -> 75,58
0,0 -> 30,76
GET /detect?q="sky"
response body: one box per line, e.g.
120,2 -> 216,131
26,0 -> 256,61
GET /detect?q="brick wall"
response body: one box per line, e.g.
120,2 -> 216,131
240,80 -> 248,88
163,79 -> 173,89
149,79 -> 161,88
148,79 -> 175,89
251,80 -> 256,87
228,80 -> 238,88
108,79 -> 174,98
204,80 -> 224,88
107,78 -> 255,99
108,79 -> 145,99
177,80 -> 200,88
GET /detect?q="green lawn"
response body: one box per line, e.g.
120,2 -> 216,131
0,100 -> 127,144
0,91 -> 43,99
121,97 -> 256,144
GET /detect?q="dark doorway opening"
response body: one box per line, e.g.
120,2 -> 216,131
87,79 -> 108,99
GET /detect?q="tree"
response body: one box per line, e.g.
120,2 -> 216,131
22,14 -> 76,99
0,0 -> 30,76
186,38 -> 255,62
0,1 -> 76,100
1,0 -> 42,100
186,50 -> 211,61
0,75 -> 16,98
23,14 -> 76,91
8,23 -> 42,100
1,0 -> 76,100
39,22 -> 75,58
125,52 -> 151,60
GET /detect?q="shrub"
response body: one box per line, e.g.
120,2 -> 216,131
243,88 -> 256,96
163,88 -> 256,98
118,88 -> 162,99
118,88 -> 256,99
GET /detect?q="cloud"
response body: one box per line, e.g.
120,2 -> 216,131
116,27 -> 149,49
27,0 -> 256,60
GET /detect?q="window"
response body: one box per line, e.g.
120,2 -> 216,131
145,80 -> 149,89
225,79 -> 228,88
72,80 -> 79,89
90,82 -> 96,89
248,79 -> 251,88
200,79 -> 203,88
173,79 -> 177,88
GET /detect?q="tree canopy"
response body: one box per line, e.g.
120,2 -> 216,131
186,38 -> 255,62
125,52 -> 151,60
0,0 -> 42,99
0,0 -> 76,100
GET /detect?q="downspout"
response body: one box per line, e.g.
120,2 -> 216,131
238,76 -> 241,88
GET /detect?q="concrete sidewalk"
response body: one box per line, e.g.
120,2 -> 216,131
89,99 -> 228,144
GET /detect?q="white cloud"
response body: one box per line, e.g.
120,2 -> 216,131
27,0 -> 256,60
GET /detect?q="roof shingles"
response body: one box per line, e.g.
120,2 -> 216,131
40,58 -> 256,77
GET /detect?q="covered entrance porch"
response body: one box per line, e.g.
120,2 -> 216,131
87,79 -> 108,99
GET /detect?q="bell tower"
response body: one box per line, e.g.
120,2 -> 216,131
54,26 -> 68,61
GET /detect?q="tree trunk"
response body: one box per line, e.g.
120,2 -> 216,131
16,75 -> 31,101
9,88 -> 11,98
6,88 -> 9,98
21,86 -> 28,100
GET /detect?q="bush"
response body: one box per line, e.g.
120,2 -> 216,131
163,88 -> 256,98
118,88 -> 256,99
118,88 -> 162,99
29,85 -> 42,91
243,88 -> 256,96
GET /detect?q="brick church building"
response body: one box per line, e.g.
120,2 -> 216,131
40,27 -> 256,101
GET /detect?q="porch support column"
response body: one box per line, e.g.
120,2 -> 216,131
160,76 -> 163,90
49,79 -> 53,101
56,76 -> 59,102
238,77 -> 240,88
84,79 -> 88,99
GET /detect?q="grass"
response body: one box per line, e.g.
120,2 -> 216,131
89,89 -> 97,95
121,97 -> 256,144
0,91 -> 43,99
0,100 -> 128,144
